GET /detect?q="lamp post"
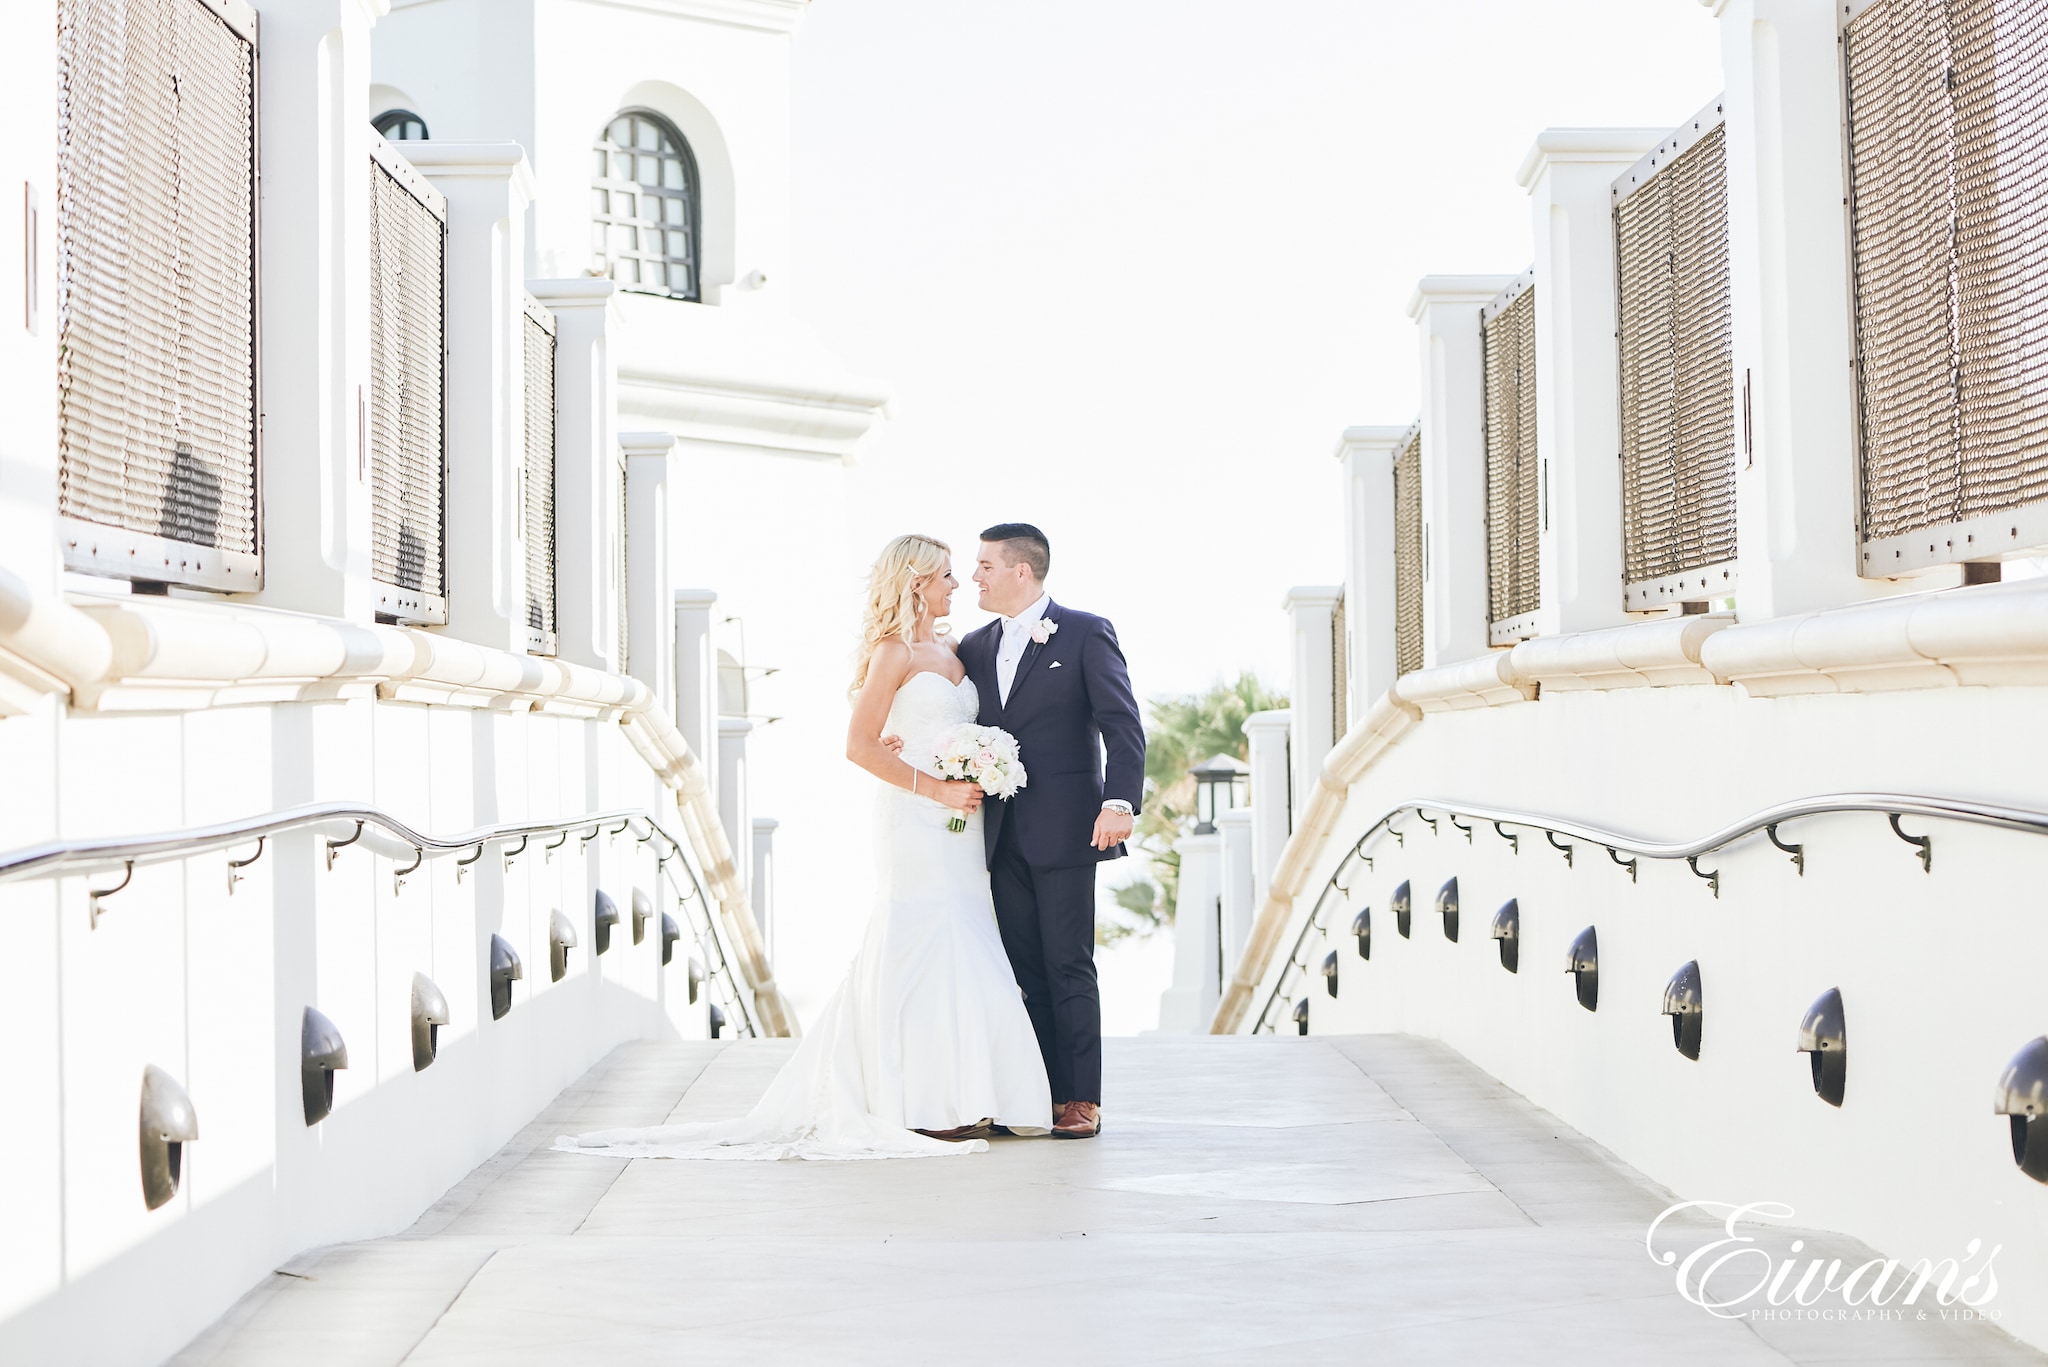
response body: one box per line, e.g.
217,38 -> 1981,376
1190,753 -> 1250,835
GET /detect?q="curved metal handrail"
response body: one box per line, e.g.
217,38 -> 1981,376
0,802 -> 661,882
1248,791 -> 2048,1035
0,800 -> 763,1038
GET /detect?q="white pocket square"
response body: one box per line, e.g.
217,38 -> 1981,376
1047,661 -> 1063,669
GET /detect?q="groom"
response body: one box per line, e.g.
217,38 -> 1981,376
962,524 -> 1145,1140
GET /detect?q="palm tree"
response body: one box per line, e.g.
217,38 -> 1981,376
1100,672 -> 1286,945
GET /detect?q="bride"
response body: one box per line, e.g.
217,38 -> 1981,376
557,534 -> 1053,1159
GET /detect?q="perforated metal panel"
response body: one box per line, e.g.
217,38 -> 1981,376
1481,273 -> 1540,640
1330,593 -> 1348,739
1393,425 -> 1425,678
56,0 -> 260,590
522,296 -> 557,655
1614,104 -> 1737,610
1845,0 -> 2048,573
368,144 -> 447,622
617,457 -> 630,673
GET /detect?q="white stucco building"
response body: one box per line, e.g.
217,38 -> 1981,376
0,0 -> 869,1361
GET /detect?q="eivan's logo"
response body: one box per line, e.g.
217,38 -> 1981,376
1646,1201 -> 2001,1322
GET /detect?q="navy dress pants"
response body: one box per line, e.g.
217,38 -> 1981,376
989,819 -> 1102,1105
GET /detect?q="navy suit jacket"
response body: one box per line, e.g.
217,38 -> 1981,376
961,601 -> 1146,871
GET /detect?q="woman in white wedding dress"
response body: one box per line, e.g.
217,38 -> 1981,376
557,534 -> 1052,1160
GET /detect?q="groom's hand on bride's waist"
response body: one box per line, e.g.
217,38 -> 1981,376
1091,807 -> 1135,851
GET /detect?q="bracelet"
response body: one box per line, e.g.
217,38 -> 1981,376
910,770 -> 919,797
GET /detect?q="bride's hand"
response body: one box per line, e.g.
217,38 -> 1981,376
880,734 -> 904,755
931,779 -> 983,814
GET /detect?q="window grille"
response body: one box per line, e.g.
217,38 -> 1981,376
522,295 -> 557,656
368,140 -> 448,623
55,0 -> 260,591
592,110 -> 700,300
1393,423 -> 1425,678
1843,0 -> 2048,574
373,108 -> 428,141
1481,270 -> 1540,642
1613,101 -> 1737,611
1329,592 -> 1348,739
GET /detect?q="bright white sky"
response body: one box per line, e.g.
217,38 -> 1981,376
791,0 -> 1726,708
786,1 -> 1727,1030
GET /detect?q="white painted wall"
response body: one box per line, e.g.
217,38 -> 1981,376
0,695 -> 721,1367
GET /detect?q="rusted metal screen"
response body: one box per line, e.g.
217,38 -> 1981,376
1845,0 -> 2048,572
1481,275 -> 1540,635
522,298 -> 558,655
368,148 -> 447,620
1393,427 -> 1425,677
617,457 -> 631,673
1614,111 -> 1736,607
1330,593 -> 1348,739
55,0 -> 259,589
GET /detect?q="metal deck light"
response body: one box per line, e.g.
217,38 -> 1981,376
1351,907 -> 1371,960
1392,880 -> 1413,939
1661,962 -> 1703,1060
1993,1036 -> 2048,1181
1489,900 -> 1519,972
139,1066 -> 198,1211
549,909 -> 579,982
301,1007 -> 349,1126
1435,877 -> 1459,942
1565,927 -> 1599,1011
1321,950 -> 1340,998
593,889 -> 620,955
411,973 -> 449,1071
631,888 -> 653,945
490,934 -> 523,1019
1796,988 -> 1847,1106
1291,998 -> 1309,1035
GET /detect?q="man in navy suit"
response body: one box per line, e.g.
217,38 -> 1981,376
960,524 -> 1145,1140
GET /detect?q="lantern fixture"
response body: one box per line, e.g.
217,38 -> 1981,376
1392,880 -> 1412,939
1351,907 -> 1370,960
1189,753 -> 1250,835
1321,949 -> 1339,998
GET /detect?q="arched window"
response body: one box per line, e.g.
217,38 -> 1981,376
373,108 -> 428,141
592,110 -> 699,300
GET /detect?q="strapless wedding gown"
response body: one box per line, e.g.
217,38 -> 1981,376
556,671 -> 1052,1160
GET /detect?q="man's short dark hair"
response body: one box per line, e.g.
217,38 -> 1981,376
981,523 -> 1051,582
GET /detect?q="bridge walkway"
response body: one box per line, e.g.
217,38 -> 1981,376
172,1035 -> 2037,1365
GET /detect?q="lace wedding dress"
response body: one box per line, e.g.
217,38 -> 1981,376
556,671 -> 1052,1160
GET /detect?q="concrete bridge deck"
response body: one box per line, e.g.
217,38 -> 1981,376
172,1035 -> 2038,1366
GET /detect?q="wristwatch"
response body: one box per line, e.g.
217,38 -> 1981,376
1101,800 -> 1134,816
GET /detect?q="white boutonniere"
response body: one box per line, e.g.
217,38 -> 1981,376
1028,618 -> 1058,645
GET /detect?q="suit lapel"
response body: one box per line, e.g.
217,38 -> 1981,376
1002,600 -> 1059,713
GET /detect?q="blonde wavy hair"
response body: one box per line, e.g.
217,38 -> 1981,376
851,533 -> 953,698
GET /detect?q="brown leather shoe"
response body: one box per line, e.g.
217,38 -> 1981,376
1050,1101 -> 1101,1140
915,1119 -> 995,1141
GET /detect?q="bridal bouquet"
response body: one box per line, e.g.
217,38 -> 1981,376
930,724 -> 1027,832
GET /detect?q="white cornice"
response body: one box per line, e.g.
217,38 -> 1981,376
1516,128 -> 1672,190
1407,274 -> 1520,320
561,0 -> 808,35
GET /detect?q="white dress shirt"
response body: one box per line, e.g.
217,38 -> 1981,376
995,593 -> 1051,706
